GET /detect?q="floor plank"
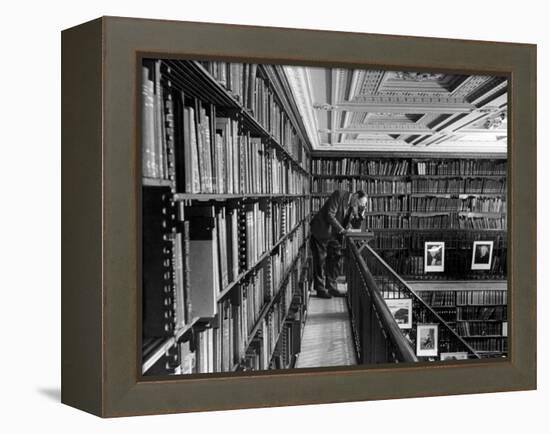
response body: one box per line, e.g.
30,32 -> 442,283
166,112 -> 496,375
295,294 -> 357,368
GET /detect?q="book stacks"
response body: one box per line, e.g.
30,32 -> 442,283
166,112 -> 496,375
416,284 -> 508,358
141,59 -> 312,376
311,156 -> 507,281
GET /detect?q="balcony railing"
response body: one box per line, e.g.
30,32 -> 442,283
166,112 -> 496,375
345,232 -> 480,364
345,234 -> 417,363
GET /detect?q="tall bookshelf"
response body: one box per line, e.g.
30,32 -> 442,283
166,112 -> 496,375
413,282 -> 508,358
141,59 -> 313,375
311,155 -> 507,281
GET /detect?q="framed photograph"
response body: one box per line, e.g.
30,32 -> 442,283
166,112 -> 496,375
425,242 -> 445,272
62,16 -> 536,417
385,299 -> 413,329
416,324 -> 439,357
440,352 -> 469,361
471,241 -> 494,270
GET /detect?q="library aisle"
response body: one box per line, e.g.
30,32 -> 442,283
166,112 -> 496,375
138,58 -> 509,375
296,295 -> 357,368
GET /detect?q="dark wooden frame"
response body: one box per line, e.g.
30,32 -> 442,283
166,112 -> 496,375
61,16 -> 537,417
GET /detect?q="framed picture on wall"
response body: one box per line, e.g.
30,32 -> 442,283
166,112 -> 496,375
425,242 -> 445,272
440,352 -> 469,361
61,16 -> 536,417
417,324 -> 439,357
385,299 -> 413,329
471,241 -> 494,270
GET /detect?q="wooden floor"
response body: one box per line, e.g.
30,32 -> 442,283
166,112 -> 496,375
296,294 -> 357,368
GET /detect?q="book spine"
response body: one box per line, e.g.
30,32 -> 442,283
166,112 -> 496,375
141,66 -> 157,179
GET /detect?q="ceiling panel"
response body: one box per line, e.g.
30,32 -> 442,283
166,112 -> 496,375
283,65 -> 508,155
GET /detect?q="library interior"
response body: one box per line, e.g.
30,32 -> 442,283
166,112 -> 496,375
141,59 -> 508,375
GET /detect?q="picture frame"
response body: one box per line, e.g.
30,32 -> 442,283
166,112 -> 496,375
471,241 -> 494,270
424,242 -> 445,273
440,352 -> 469,361
385,299 -> 413,329
61,16 -> 536,417
416,324 -> 439,357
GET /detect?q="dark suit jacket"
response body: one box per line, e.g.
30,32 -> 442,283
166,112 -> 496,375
310,190 -> 351,240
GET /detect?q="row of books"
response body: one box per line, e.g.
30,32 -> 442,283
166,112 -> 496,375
271,199 -> 310,242
412,179 -> 506,194
164,202 -> 307,334
414,160 -> 507,176
162,239 -> 307,375
417,289 -> 507,307
240,133 -> 309,195
456,321 -> 506,337
271,226 -> 307,294
259,273 -> 297,370
410,214 -> 457,229
467,338 -> 507,353
430,308 -> 457,323
409,215 -> 506,230
180,103 -> 308,194
242,257 -> 305,371
370,233 -> 409,249
459,216 -> 507,230
142,63 -> 173,181
143,61 -> 310,194
410,196 -> 506,213
311,158 -> 506,177
311,179 -> 411,195
311,158 -> 409,176
457,290 -> 507,305
418,290 -> 456,307
241,202 -> 270,270
364,196 -> 409,212
457,306 -> 507,321
199,61 -> 308,168
315,196 -> 410,214
364,215 -> 411,229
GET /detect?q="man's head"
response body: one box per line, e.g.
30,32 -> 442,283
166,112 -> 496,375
351,190 -> 368,218
479,245 -> 489,256
428,245 -> 440,258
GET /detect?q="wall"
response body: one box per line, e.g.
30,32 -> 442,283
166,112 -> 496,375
0,0 -> 546,432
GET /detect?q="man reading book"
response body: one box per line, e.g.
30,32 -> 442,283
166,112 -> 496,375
310,189 -> 367,298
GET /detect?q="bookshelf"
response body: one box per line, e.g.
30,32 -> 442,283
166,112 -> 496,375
414,282 -> 508,358
141,59 -> 313,375
311,156 -> 507,281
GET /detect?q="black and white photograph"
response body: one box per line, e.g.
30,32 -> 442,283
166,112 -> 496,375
424,242 -> 445,272
385,299 -> 413,329
416,324 -> 439,357
440,352 -> 469,361
141,57 -> 508,376
471,241 -> 494,270
3,0 -> 541,426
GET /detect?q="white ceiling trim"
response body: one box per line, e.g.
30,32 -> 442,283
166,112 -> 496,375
282,66 -> 321,149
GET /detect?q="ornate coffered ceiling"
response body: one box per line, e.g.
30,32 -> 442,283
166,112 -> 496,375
283,66 -> 508,154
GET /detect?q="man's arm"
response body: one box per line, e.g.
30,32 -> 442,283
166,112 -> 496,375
326,191 -> 346,234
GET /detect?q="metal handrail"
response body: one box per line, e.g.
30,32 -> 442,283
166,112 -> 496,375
347,240 -> 418,362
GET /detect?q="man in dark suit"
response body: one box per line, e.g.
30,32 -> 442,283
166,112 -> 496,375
310,190 -> 367,298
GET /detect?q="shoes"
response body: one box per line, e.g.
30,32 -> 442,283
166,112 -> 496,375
316,290 -> 332,299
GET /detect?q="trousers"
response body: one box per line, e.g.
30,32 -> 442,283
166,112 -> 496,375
310,235 -> 343,293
